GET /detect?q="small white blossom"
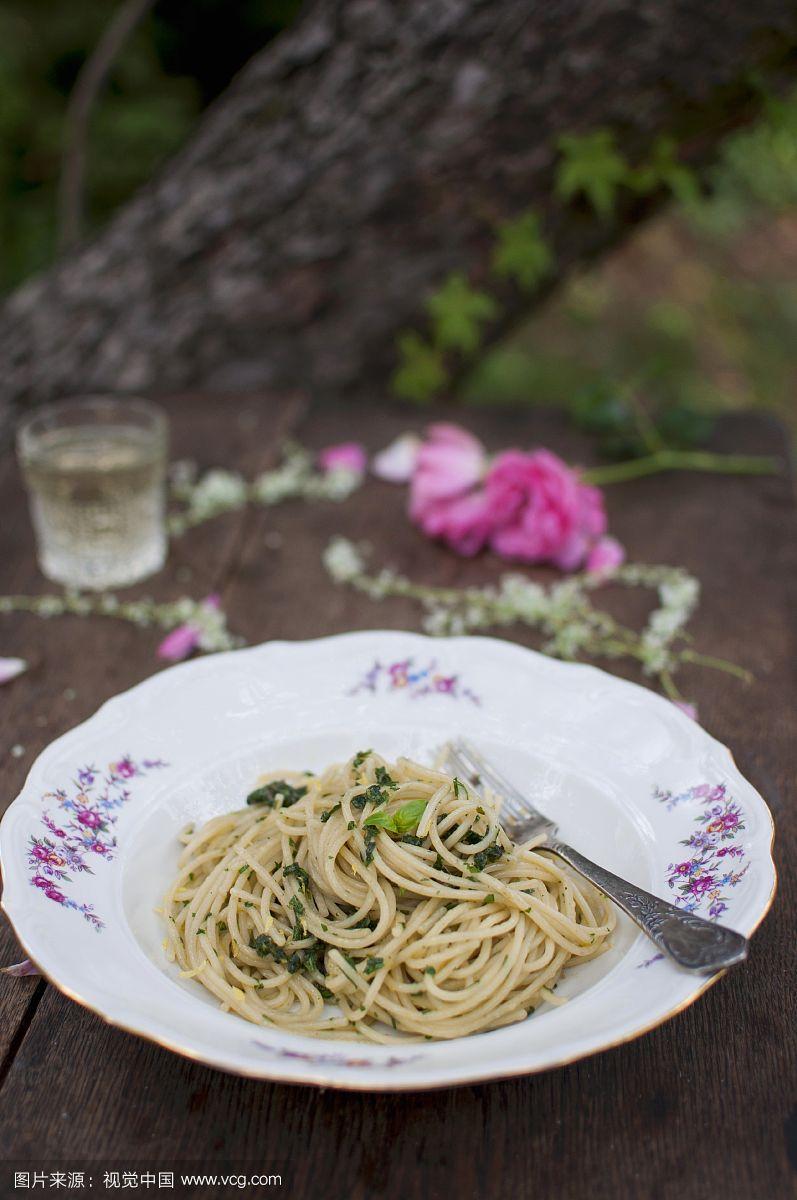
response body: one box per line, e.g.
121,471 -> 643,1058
323,538 -> 365,583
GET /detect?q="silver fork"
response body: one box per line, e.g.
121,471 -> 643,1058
445,739 -> 749,973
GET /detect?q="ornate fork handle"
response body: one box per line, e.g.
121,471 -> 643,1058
548,839 -> 749,972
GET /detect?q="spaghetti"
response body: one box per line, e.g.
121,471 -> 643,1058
163,750 -> 614,1041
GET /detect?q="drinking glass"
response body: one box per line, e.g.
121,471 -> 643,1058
17,397 -> 168,590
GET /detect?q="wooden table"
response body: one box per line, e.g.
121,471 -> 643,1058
1,396 -> 794,1199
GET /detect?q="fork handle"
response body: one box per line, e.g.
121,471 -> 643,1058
547,839 -> 749,973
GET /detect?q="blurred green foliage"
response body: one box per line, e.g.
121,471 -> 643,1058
0,0 -> 299,293
462,87 -> 797,449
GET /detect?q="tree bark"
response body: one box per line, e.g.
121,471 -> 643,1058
2,0 -> 796,416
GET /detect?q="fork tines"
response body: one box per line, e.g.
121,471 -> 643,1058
446,739 -> 555,837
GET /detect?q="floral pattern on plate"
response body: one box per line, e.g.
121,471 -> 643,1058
253,1040 -> 423,1069
638,781 -> 749,967
349,658 -> 480,704
27,755 -> 167,930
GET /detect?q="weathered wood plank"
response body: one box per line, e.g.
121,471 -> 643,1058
0,401 -> 793,1200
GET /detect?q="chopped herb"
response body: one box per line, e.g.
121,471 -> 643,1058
363,799 -> 427,835
317,985 -> 334,1000
343,952 -> 358,968
364,956 -> 384,976
444,901 -> 457,910
320,923 -> 328,932
471,842 -> 503,871
354,917 -> 378,931
375,766 -> 398,789
237,864 -> 249,875
289,838 -> 298,855
484,893 -> 495,904
197,927 -> 206,935
352,749 -> 372,768
217,921 -> 228,932
347,820 -> 357,830
401,834 -> 424,847
246,780 -> 308,808
453,777 -> 464,800
250,935 -> 286,962
188,872 -> 194,882
424,966 -> 436,976
352,784 -> 388,810
289,896 -> 304,918
244,901 -> 255,909
363,827 -> 377,866
433,854 -> 443,872
320,803 -> 341,823
283,863 -> 310,889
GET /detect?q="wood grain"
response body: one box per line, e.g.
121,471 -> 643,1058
0,398 -> 794,1199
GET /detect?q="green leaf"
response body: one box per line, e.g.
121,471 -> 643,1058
426,272 -> 499,354
628,136 -> 700,205
364,799 -> 428,835
391,332 -> 449,403
491,210 -> 553,291
556,129 -> 630,220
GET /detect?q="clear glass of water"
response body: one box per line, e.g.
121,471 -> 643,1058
17,397 -> 169,590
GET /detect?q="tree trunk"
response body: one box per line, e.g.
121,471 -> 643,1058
2,0 -> 796,416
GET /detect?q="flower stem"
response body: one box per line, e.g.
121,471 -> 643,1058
679,648 -> 754,683
583,450 -> 779,486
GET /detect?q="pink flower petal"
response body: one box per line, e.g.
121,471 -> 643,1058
415,489 -> 495,557
0,657 -> 27,685
485,448 -> 608,569
585,536 -> 626,577
674,700 -> 698,722
317,442 -> 367,474
410,424 -> 487,512
371,434 -> 421,483
157,624 -> 201,662
1,958 -> 40,977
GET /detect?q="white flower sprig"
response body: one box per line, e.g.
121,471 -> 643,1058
323,538 -> 749,700
0,592 -> 242,655
168,444 -> 363,536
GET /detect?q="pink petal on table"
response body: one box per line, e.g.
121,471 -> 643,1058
371,434 -> 422,483
1,958 -> 40,977
0,657 -> 27,685
673,700 -> 698,722
317,442 -> 367,474
156,595 -> 220,662
585,536 -> 626,577
157,624 -> 201,662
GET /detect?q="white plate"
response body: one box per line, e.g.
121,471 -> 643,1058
0,631 -> 776,1091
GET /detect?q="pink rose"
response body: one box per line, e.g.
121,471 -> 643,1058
486,449 -> 607,569
586,536 -> 626,577
409,425 -> 491,555
317,442 -> 367,475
